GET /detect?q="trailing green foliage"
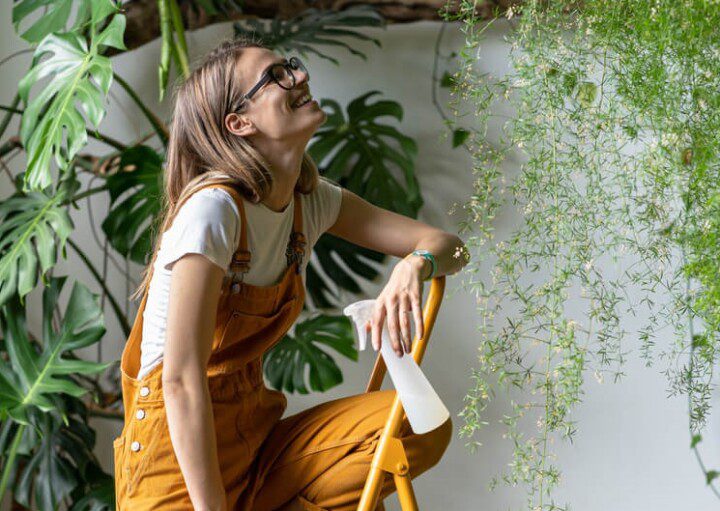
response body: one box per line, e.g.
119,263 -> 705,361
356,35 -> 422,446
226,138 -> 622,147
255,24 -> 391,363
17,0 -> 126,191
446,0 -> 720,507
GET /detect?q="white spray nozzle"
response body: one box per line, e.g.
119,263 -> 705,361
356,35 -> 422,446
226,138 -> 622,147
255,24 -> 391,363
343,299 -> 375,351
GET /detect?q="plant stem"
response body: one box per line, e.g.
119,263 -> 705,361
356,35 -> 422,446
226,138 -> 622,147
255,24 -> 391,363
0,93 -> 19,142
66,238 -> 131,336
69,185 -> 109,203
168,0 -> 190,79
112,73 -> 169,146
0,424 -> 25,501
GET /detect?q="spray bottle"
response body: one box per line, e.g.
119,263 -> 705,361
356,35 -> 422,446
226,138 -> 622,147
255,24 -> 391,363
343,299 -> 450,434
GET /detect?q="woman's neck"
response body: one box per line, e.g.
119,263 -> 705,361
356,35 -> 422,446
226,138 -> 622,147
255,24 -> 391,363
257,141 -> 305,212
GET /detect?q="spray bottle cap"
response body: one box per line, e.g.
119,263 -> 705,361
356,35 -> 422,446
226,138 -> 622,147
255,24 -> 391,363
343,299 -> 376,351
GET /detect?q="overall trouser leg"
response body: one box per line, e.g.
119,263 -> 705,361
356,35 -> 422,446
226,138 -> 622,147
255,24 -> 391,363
241,389 -> 453,511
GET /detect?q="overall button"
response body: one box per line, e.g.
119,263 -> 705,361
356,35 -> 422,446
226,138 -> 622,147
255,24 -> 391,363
130,441 -> 142,452
139,386 -> 150,397
136,409 -> 146,420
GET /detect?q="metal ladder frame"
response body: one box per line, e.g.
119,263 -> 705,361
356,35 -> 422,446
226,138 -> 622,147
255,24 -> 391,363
357,276 -> 446,511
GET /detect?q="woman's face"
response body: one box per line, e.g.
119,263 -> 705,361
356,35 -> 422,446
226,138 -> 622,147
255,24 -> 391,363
227,48 -> 326,145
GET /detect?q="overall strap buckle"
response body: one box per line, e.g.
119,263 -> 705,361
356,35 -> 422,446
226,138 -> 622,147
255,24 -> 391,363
229,250 -> 251,293
285,231 -> 306,274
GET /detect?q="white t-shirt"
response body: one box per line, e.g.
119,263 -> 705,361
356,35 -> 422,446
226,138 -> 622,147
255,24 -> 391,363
138,176 -> 343,379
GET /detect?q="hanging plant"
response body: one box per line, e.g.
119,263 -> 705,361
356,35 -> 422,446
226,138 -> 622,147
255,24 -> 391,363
446,0 -> 720,508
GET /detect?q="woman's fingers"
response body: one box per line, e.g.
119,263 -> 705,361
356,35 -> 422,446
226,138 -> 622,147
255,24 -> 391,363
411,293 -> 423,340
371,304 -> 385,352
385,298 -> 403,357
399,294 -> 412,353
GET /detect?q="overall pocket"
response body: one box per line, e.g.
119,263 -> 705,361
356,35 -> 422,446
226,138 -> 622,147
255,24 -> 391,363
112,436 -> 126,505
123,406 -> 164,497
218,296 -> 298,351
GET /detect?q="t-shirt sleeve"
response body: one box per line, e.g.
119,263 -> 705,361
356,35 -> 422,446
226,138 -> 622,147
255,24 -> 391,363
312,176 -> 343,235
161,188 -> 240,272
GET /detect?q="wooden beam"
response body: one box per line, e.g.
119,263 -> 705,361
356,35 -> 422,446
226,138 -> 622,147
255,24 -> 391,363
118,0 -> 509,54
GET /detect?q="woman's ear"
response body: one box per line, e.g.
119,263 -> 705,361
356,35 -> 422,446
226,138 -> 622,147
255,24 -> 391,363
225,112 -> 257,137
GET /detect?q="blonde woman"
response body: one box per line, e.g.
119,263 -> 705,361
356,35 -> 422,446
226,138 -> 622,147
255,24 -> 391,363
113,37 -> 468,511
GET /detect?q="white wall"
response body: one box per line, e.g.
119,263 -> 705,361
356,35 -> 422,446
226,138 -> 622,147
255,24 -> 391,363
1,5 -> 717,510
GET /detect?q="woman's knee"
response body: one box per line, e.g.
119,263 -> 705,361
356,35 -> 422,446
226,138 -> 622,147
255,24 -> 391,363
410,415 -> 453,476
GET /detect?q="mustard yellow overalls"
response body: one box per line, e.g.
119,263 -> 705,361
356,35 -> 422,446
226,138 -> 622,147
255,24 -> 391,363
113,182 -> 453,510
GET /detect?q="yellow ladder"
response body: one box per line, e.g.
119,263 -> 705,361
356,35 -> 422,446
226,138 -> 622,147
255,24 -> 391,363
357,276 -> 446,511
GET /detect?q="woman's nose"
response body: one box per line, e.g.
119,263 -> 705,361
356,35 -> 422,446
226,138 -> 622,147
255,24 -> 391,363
294,68 -> 310,86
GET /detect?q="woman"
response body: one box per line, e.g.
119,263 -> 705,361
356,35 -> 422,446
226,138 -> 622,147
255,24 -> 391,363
113,37 -> 469,511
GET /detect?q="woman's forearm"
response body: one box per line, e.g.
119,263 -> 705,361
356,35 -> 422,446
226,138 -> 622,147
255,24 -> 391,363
408,233 -> 469,279
163,374 -> 226,511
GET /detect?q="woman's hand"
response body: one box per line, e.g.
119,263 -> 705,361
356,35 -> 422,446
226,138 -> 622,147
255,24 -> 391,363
367,255 -> 428,357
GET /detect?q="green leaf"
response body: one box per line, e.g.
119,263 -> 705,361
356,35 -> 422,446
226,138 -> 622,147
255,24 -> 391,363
706,470 -> 719,485
304,91 -> 422,304
11,0 -> 94,44
452,128 -> 470,148
264,315 -> 357,394
17,5 -> 125,191
0,276 -> 110,422
12,403 -> 114,510
233,5 -> 385,65
440,71 -> 455,88
0,177 -> 78,307
307,233 -> 385,308
309,91 -> 421,217
95,13 -> 127,52
576,81 -> 598,107
691,434 -> 702,448
101,146 -> 164,264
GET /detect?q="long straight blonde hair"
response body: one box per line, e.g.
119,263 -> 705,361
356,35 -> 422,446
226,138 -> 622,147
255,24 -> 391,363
131,36 -> 321,300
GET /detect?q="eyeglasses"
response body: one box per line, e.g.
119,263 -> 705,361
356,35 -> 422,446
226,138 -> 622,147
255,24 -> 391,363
237,56 -> 309,110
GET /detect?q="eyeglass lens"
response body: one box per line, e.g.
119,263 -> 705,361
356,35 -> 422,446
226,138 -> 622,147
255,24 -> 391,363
270,58 -> 308,89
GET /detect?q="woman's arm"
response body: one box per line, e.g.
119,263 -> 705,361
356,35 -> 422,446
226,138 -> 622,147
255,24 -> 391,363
326,188 -> 468,277
162,254 -> 227,511
326,188 -> 470,356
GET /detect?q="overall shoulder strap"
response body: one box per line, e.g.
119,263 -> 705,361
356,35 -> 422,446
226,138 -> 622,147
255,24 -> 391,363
207,184 -> 251,273
287,191 -> 306,272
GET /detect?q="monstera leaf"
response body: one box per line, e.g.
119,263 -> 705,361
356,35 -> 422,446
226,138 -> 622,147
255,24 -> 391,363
0,275 -> 110,425
233,5 -> 384,65
303,92 -> 422,305
6,395 -> 114,511
12,406 -> 113,511
0,175 -> 78,308
309,91 -> 421,216
101,145 -> 164,264
306,235 -> 386,308
264,315 -> 357,394
12,0 -> 92,44
17,0 -> 126,191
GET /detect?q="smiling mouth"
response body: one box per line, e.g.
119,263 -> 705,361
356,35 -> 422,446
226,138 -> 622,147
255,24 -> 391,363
291,92 -> 314,109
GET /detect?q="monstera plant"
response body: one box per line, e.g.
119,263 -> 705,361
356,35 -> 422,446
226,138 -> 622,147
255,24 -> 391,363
0,0 -> 425,507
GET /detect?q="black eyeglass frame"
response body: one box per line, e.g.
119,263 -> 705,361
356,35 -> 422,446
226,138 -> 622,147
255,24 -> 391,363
236,56 -> 308,111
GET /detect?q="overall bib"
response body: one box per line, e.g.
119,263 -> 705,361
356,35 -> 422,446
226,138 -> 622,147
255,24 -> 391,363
113,183 -> 453,511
